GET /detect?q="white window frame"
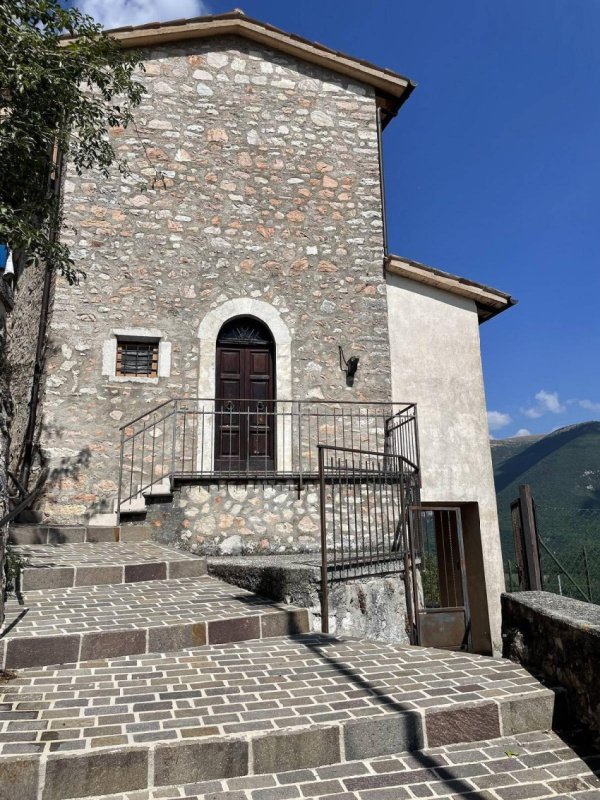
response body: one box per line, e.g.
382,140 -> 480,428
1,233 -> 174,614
102,327 -> 171,383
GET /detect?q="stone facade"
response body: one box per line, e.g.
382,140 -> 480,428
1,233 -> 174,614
0,18 -> 512,661
39,34 -> 390,524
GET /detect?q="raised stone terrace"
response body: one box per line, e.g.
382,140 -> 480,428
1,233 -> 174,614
14,542 -> 207,591
0,523 -> 597,800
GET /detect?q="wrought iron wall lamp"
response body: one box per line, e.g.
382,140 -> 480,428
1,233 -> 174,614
339,346 -> 360,387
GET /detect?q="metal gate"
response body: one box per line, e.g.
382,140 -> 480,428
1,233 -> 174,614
317,443 -> 420,635
317,437 -> 471,650
408,507 -> 471,650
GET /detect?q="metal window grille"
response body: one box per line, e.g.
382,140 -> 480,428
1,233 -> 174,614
116,340 -> 159,377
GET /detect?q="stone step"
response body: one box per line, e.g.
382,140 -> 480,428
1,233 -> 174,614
12,543 -> 207,592
65,731 -> 600,800
118,525 -> 153,543
8,525 -> 152,546
0,576 -> 310,670
0,634 -> 556,799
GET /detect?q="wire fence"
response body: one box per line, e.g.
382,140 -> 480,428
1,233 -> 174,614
505,505 -> 600,605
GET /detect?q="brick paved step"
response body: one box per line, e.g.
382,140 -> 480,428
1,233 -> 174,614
14,543 -> 207,592
65,731 -> 600,800
8,525 -> 152,545
0,576 -> 310,669
0,635 -> 556,799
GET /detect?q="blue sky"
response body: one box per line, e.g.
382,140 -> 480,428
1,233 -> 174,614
74,0 -> 600,439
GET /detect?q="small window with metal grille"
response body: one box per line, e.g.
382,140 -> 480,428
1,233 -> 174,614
115,339 -> 159,377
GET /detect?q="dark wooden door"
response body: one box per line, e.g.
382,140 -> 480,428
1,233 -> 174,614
215,320 -> 275,472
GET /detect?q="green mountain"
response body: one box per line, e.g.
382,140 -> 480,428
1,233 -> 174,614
491,421 -> 600,553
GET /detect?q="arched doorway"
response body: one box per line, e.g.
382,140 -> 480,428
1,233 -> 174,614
215,316 -> 276,472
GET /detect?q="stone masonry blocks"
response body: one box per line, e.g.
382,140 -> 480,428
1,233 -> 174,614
208,616 -> 261,644
500,692 -> 554,736
79,629 -> 148,661
0,757 -> 39,800
41,34 -> 390,525
425,702 -> 501,748
42,748 -> 148,800
147,621 -> 207,652
343,713 -> 424,760
154,739 -> 249,786
252,727 -> 341,774
260,609 -> 309,637
4,635 -> 80,670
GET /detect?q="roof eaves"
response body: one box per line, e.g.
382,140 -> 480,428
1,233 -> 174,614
385,254 -> 517,323
70,12 -> 415,123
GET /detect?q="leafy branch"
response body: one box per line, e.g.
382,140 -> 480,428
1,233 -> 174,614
0,0 -> 145,284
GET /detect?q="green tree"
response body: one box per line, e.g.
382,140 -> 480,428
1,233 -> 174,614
0,0 -> 144,283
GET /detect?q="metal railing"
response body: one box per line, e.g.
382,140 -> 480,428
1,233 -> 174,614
117,399 -> 419,515
318,443 -> 421,634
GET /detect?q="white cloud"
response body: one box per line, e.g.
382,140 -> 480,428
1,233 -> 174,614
579,399 -> 600,413
515,428 -> 531,437
487,410 -> 512,431
522,390 -> 566,419
76,0 -> 211,29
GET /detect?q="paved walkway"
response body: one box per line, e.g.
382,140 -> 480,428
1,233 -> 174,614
0,634 -> 552,758
14,542 -> 206,590
77,731 -> 600,799
0,523 -> 597,800
0,576 -> 309,669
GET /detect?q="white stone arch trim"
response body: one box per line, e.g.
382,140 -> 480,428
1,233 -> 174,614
197,298 -> 292,472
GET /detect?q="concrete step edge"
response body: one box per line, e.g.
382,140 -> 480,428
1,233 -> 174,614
20,558 -> 208,591
0,696 -> 557,800
8,525 -> 153,545
0,607 -> 311,670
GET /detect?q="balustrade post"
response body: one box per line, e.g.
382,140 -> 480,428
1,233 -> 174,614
116,426 -> 124,525
170,400 -> 179,483
298,401 -> 303,495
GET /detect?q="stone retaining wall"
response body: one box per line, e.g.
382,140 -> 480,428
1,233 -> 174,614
502,590 -> 600,736
207,554 -> 411,644
148,481 -> 322,555
146,479 -> 404,556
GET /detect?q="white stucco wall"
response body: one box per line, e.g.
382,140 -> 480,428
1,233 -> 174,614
386,272 -> 505,654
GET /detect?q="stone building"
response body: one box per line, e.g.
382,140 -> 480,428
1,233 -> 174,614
5,12 -> 514,654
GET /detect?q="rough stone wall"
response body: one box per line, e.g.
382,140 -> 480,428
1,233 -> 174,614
147,478 -> 406,556
208,554 -> 411,645
40,34 -> 390,524
0,280 -> 14,521
502,591 -> 600,737
149,482 -> 321,555
4,260 -> 49,484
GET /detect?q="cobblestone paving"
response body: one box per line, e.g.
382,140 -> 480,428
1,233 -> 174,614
16,543 -> 206,590
0,577 -> 309,669
15,543 -> 201,567
60,731 -> 600,799
0,634 -> 551,758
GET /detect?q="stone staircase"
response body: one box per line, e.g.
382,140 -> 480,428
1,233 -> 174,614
0,525 -> 598,800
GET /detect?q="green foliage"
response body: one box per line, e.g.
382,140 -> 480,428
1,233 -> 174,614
420,553 -> 441,607
3,546 -> 27,595
0,0 -> 144,283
